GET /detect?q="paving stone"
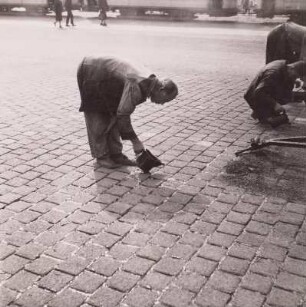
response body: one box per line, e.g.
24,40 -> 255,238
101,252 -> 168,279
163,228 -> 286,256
94,231 -> 121,248
15,286 -> 53,307
284,257 -> 306,277
296,231 -> 306,245
167,243 -> 197,260
89,256 -> 120,277
252,211 -> 279,225
206,271 -> 241,293
107,270 -> 140,292
0,243 -> 16,260
208,232 -> 236,248
219,256 -> 249,276
25,255 -> 60,275
123,256 -> 155,276
123,286 -> 158,307
45,241 -> 78,260
274,222 -> 299,238
231,288 -> 265,307
232,202 -> 258,214
266,287 -> 302,307
279,211 -> 305,226
78,220 -> 105,235
136,244 -> 165,261
197,244 -> 226,261
67,210 -> 93,224
1,254 -> 29,274
196,287 -> 230,307
24,218 -> 52,234
4,270 -> 39,291
0,286 -> 17,307
48,288 -> 86,307
109,243 -> 139,261
154,257 -> 185,276
227,211 -> 251,225
161,221 -> 189,235
71,270 -> 106,293
38,269 -> 74,292
190,220 -> 217,235
64,231 -> 91,246
249,258 -> 280,278
289,244 -> 306,260
140,271 -> 173,291
217,220 -> 244,236
57,256 -> 90,276
88,286 -> 124,307
13,210 -> 41,224
150,231 -> 179,248
174,271 -> 206,293
92,211 -> 120,225
184,202 -> 207,215
179,231 -> 206,247
75,242 -> 106,261
5,230 -> 35,247
237,232 -> 266,247
258,243 -> 287,261
186,256 -> 217,277
241,273 -> 273,294
173,212 -> 198,225
275,271 -> 306,293
42,209 -> 68,224
105,202 -> 132,214
245,220 -> 271,236
106,221 -> 133,237
160,287 -> 194,307
123,232 -> 150,247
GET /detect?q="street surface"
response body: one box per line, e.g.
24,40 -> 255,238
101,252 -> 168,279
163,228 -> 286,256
0,14 -> 306,307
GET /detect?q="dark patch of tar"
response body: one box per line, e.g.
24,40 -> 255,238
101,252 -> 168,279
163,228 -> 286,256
221,146 -> 306,203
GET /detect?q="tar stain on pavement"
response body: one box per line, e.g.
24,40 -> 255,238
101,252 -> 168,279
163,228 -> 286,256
222,146 -> 306,202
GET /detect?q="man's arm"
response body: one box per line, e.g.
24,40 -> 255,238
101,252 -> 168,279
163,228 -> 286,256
117,79 -> 145,154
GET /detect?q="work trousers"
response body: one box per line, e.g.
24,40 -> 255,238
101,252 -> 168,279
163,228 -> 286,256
66,10 -> 74,25
84,112 -> 123,159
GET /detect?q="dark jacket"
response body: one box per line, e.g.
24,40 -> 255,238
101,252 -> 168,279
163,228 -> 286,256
244,60 -> 294,110
98,0 -> 109,11
266,22 -> 306,64
64,0 -> 72,11
54,0 -> 63,18
77,56 -> 154,140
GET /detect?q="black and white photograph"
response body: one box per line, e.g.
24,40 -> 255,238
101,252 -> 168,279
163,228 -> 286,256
0,0 -> 306,306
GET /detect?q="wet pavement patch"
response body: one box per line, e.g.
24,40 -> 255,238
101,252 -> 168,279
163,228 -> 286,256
221,147 -> 306,202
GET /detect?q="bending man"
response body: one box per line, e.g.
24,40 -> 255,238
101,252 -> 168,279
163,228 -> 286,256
77,56 -> 178,168
244,60 -> 306,127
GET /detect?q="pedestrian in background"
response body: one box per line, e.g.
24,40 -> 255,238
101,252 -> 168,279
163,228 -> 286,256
98,0 -> 109,26
54,0 -> 63,28
65,0 -> 75,26
77,56 -> 178,169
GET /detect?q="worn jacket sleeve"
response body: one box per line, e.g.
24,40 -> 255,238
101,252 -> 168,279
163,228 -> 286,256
116,78 -> 143,140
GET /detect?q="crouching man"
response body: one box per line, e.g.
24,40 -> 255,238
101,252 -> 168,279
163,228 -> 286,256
77,56 -> 178,168
244,60 -> 306,128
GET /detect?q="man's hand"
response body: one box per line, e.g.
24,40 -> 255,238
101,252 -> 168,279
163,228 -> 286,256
274,103 -> 285,114
131,138 -> 145,155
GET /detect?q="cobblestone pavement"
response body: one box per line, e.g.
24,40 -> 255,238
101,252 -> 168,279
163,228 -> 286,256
0,16 -> 306,307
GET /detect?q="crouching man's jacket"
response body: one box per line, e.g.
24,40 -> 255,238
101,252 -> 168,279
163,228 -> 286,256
77,56 -> 155,140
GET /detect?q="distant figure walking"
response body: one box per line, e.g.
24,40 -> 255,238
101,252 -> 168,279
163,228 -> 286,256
54,0 -> 63,28
65,0 -> 75,26
98,0 -> 109,26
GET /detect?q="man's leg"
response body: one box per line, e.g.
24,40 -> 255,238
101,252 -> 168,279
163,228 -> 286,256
84,112 -> 120,168
108,124 -> 137,166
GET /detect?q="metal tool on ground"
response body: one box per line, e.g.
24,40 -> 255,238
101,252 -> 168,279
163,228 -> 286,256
235,136 -> 306,156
